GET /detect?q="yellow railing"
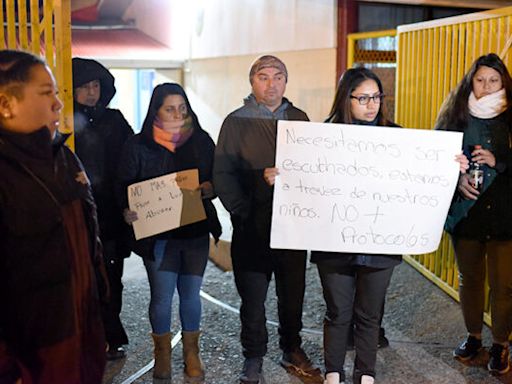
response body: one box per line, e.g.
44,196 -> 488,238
347,29 -> 397,69
346,29 -> 397,119
1,0 -> 74,148
395,6 -> 512,326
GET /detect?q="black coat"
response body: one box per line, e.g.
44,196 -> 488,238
74,105 -> 133,240
443,113 -> 512,240
117,127 -> 221,258
0,127 -> 107,382
213,96 -> 309,243
73,57 -> 134,242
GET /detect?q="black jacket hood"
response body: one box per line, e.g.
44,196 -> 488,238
72,57 -> 116,106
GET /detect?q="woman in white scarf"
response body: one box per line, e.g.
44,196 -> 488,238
436,53 -> 512,377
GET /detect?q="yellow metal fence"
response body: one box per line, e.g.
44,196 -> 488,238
346,30 -> 397,120
1,0 -> 73,146
347,29 -> 397,69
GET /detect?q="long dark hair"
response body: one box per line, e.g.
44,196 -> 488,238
0,50 -> 46,99
140,82 -> 202,141
435,53 -> 512,131
325,67 -> 392,126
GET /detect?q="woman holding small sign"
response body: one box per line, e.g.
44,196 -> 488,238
117,83 -> 221,381
436,53 -> 512,376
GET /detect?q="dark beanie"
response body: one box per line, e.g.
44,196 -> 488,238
249,55 -> 288,84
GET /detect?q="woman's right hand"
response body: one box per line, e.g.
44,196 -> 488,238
123,209 -> 139,224
458,174 -> 479,200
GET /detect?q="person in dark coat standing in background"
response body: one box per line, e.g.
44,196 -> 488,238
0,50 -> 108,384
72,57 -> 134,360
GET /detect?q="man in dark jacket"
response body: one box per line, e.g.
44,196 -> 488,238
72,58 -> 134,359
214,55 -> 321,384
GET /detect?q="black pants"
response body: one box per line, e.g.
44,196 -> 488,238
317,262 -> 393,383
452,237 -> 512,343
231,221 -> 307,358
101,239 -> 130,346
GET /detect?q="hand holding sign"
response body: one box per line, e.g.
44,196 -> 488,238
127,169 -> 206,240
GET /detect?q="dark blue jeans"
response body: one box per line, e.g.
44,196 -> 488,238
231,220 -> 307,358
317,262 -> 393,383
143,235 -> 209,334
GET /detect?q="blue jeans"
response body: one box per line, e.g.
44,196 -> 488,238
143,235 -> 209,334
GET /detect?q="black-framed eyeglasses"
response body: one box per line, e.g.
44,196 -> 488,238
350,94 -> 385,105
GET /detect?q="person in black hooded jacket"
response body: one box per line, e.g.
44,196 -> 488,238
72,57 -> 134,359
0,50 -> 108,384
117,82 -> 221,381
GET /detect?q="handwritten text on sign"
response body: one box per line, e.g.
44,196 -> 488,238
128,169 -> 206,240
270,121 -> 463,255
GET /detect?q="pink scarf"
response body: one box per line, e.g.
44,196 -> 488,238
152,116 -> 194,152
468,89 -> 507,119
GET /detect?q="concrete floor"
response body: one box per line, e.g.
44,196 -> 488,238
103,254 -> 512,384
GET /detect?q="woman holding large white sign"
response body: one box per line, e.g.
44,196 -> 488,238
265,68 -> 407,384
117,83 -> 220,381
437,53 -> 512,376
312,68 -> 401,384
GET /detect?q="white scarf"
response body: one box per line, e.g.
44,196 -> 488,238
468,88 -> 507,119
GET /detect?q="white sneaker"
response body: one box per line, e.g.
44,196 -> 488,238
324,372 -> 340,384
361,375 -> 375,384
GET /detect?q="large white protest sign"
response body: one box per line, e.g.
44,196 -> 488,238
128,169 -> 206,240
270,121 -> 463,255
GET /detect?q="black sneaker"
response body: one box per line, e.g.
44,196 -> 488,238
280,347 -> 322,380
106,345 -> 126,360
453,336 -> 482,361
240,357 -> 263,384
488,343 -> 510,375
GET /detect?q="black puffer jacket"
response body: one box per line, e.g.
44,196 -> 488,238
0,127 -> 107,381
73,58 -> 134,240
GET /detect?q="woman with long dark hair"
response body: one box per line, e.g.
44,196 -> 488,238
436,53 -> 512,376
264,67 -> 400,384
118,83 -> 221,381
315,67 -> 401,384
